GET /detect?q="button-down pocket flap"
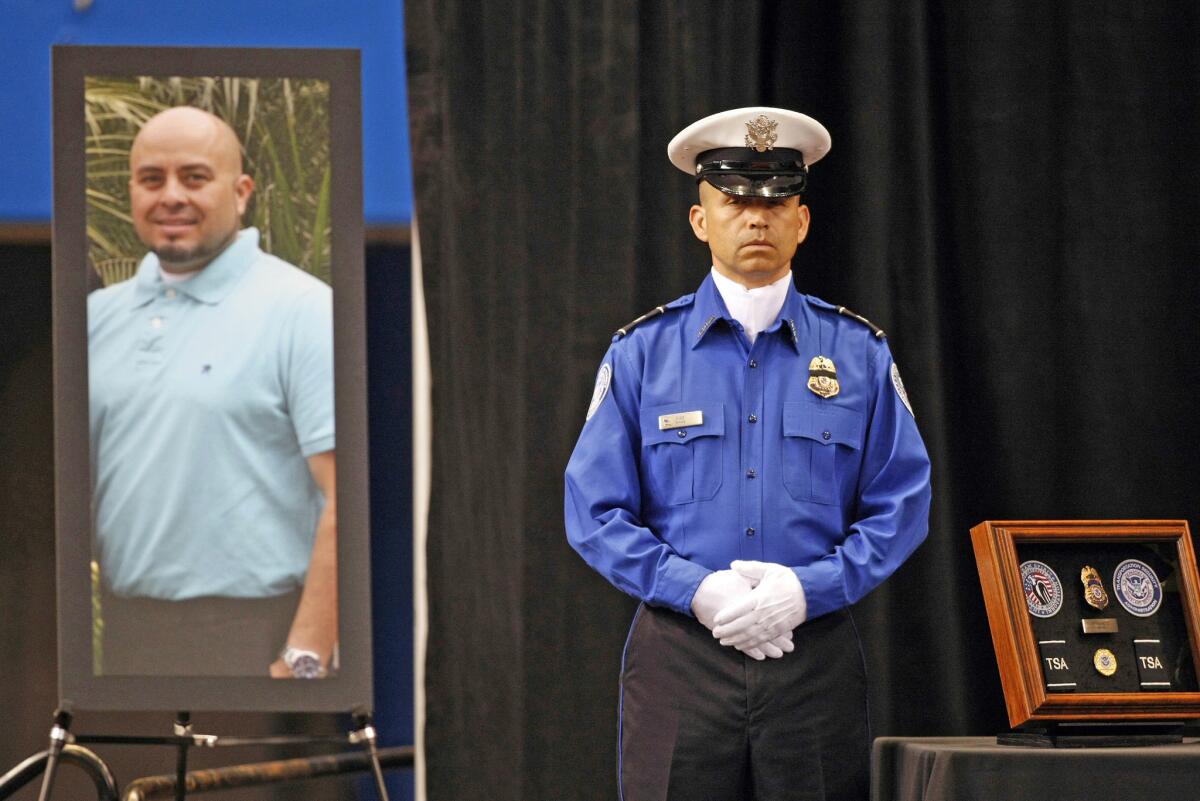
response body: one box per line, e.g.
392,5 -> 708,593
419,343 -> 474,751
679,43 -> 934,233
641,402 -> 725,446
783,402 -> 863,449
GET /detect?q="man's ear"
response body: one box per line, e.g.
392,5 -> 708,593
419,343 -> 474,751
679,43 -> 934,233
234,174 -> 255,217
795,203 -> 811,246
688,203 -> 709,243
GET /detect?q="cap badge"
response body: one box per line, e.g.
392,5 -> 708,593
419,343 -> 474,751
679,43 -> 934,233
1081,565 -> 1110,611
744,114 -> 778,153
807,355 -> 839,399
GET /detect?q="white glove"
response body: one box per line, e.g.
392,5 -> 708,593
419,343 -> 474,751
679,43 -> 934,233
711,561 -> 807,650
692,570 -> 795,660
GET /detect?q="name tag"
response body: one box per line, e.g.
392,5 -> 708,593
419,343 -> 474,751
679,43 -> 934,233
658,410 -> 703,430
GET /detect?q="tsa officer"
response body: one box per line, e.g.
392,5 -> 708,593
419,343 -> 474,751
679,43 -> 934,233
564,107 -> 932,800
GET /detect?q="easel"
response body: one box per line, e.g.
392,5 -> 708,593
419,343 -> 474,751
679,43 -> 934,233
12,702 -> 393,801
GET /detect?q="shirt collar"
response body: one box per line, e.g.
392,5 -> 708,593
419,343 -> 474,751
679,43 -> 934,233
710,267 -> 793,344
132,228 -> 260,308
690,270 -> 807,353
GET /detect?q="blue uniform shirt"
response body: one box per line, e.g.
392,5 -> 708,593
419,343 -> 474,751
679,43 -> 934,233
89,228 -> 334,600
565,274 -> 931,618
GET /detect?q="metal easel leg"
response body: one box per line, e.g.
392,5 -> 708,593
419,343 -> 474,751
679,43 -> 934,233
173,712 -> 191,801
350,708 -> 390,801
35,705 -> 74,801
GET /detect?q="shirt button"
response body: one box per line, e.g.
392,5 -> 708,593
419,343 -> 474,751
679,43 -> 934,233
746,468 -> 757,478
745,527 -> 756,537
165,289 -> 177,299
822,431 -> 832,441
150,316 -> 163,329
748,359 -> 758,368
677,430 -> 687,438
748,414 -> 758,424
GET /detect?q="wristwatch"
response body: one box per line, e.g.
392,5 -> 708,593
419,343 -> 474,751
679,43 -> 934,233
281,646 -> 326,679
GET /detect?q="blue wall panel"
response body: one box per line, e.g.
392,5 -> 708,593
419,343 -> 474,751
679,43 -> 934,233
0,0 -> 413,224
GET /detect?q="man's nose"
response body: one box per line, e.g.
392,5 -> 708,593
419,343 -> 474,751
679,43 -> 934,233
159,176 -> 187,205
745,204 -> 770,227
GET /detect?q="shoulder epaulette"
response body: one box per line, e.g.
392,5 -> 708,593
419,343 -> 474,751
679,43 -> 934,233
613,294 -> 694,339
836,305 -> 886,339
615,305 -> 666,338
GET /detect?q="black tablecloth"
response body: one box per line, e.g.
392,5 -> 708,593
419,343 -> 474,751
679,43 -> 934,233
872,736 -> 1200,801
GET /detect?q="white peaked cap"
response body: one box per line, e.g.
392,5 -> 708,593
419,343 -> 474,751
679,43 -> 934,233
667,107 -> 832,175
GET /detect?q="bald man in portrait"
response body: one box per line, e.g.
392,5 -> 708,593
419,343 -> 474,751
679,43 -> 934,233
88,106 -> 337,679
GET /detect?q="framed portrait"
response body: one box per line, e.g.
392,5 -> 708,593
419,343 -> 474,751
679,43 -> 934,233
971,520 -> 1200,728
52,45 -> 371,712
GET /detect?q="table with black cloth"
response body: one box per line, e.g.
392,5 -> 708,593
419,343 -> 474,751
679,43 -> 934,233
872,736 -> 1200,801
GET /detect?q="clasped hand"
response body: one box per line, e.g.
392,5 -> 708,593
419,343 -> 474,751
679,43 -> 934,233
691,561 -> 807,660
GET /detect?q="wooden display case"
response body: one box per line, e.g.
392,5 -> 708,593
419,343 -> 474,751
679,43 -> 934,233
971,520 -> 1200,728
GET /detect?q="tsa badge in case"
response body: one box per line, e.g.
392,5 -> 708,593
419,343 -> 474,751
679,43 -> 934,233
1080,565 -> 1110,611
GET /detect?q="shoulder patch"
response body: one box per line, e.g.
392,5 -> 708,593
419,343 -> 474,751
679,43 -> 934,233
585,362 -> 613,421
836,305 -> 886,339
613,294 -> 694,339
891,363 -> 914,417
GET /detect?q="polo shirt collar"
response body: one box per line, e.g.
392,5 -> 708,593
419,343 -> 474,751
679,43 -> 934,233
690,270 -> 807,353
132,228 -> 260,307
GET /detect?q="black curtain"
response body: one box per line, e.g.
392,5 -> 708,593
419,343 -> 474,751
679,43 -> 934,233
406,2 -> 1200,799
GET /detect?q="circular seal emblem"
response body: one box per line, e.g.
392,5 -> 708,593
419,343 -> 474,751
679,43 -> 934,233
1113,559 -> 1163,617
585,363 -> 612,421
891,364 -> 914,417
1094,648 -> 1118,677
1020,560 -> 1063,618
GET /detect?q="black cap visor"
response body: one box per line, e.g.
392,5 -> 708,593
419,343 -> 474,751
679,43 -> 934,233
694,148 -> 808,198
700,168 -> 808,198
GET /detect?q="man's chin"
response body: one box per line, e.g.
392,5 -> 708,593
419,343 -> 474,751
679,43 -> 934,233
153,242 -> 217,271
734,259 -> 789,278
153,244 -> 200,266
155,245 -> 198,263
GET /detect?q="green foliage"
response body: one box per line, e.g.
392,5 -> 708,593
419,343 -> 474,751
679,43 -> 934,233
85,75 -> 332,284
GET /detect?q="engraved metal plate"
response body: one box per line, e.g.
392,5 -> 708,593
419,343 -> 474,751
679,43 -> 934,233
1081,618 -> 1119,634
658,410 -> 703,431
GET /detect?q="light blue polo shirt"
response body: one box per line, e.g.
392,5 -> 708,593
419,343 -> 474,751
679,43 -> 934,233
88,228 -> 335,600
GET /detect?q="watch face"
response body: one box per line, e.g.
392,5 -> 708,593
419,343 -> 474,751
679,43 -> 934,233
290,654 -> 324,679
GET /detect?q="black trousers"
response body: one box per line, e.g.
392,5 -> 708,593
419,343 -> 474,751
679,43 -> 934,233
619,604 -> 870,801
99,586 -> 300,676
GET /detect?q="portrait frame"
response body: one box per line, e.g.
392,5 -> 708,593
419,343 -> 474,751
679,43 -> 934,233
52,45 -> 372,712
971,520 -> 1200,728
